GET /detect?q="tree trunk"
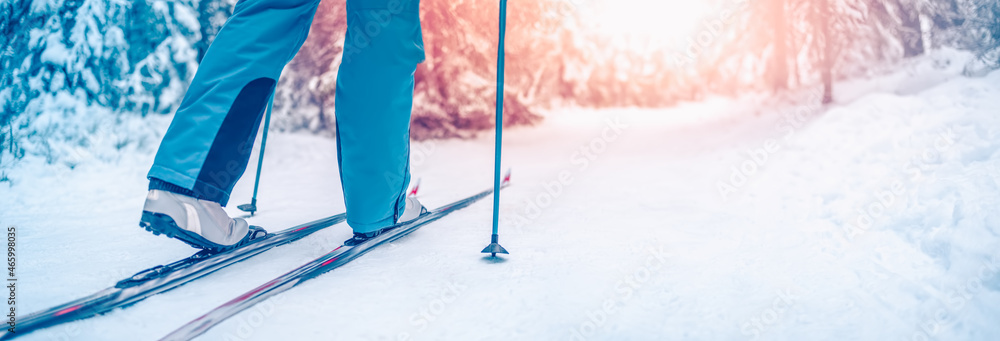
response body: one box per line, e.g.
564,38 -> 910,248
894,0 -> 925,57
790,38 -> 799,88
771,0 -> 789,92
196,0 -> 211,62
819,0 -> 833,104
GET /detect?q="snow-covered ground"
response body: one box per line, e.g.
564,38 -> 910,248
3,52 -> 1000,340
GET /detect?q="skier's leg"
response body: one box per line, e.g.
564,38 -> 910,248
335,0 -> 425,233
147,0 -> 321,206
142,0 -> 320,251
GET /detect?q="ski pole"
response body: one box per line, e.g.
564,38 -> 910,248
238,100 -> 273,216
482,0 -> 510,258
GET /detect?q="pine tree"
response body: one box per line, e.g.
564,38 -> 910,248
0,0 -> 221,167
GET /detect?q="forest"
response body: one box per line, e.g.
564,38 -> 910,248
0,0 -> 998,165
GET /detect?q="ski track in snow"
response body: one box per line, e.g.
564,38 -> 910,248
3,60 -> 1000,340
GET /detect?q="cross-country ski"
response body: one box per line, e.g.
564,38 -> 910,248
0,212 -> 344,340
161,178 -> 508,341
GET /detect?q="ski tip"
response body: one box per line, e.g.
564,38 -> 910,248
502,168 -> 512,185
408,178 -> 422,197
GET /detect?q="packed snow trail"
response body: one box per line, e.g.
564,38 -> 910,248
3,57 -> 1000,340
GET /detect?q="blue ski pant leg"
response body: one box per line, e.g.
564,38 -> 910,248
335,0 -> 424,233
147,0 -> 321,206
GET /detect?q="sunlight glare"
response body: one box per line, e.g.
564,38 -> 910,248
586,0 -> 710,46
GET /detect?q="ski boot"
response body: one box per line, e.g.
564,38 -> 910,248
140,189 -> 267,252
344,196 -> 427,246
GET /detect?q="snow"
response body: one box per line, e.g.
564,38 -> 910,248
28,0 -> 62,16
38,29 -> 70,66
3,57 -> 1000,340
834,48 -> 974,103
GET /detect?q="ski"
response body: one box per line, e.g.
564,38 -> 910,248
160,174 -> 510,341
1,212 -> 347,340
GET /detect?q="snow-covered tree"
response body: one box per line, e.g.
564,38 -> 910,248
1,0 -> 230,170
2,0 -> 998,172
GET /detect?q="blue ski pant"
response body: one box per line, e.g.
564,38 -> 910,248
148,0 -> 424,233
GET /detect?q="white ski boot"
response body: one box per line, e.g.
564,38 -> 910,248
139,189 -> 267,252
